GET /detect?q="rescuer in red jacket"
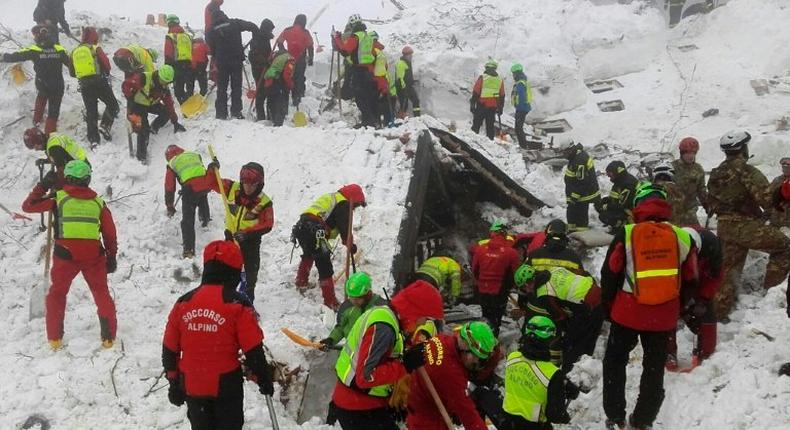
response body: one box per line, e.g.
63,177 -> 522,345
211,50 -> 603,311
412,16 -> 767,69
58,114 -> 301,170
22,160 -> 118,350
472,221 -> 522,335
164,145 -> 212,258
275,13 -> 314,106
162,239 -> 274,430
407,321 -> 498,430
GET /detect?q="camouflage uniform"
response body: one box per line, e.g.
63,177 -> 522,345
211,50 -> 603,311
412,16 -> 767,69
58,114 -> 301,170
672,159 -> 707,226
707,157 -> 790,319
654,180 -> 685,226
768,175 -> 790,228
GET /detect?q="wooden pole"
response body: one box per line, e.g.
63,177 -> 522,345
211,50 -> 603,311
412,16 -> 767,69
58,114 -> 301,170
417,367 -> 454,429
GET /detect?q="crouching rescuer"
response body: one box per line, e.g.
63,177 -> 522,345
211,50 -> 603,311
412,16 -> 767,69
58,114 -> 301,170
162,240 -> 274,430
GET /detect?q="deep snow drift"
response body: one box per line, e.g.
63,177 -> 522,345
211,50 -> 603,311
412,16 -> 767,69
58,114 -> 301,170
0,0 -> 788,429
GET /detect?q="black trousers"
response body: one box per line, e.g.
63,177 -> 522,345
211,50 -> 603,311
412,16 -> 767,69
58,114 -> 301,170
378,94 -> 395,126
185,369 -> 244,430
216,62 -> 243,118
515,110 -> 528,149
335,405 -> 399,430
294,218 -> 334,279
352,67 -> 379,127
252,63 -> 267,120
128,102 -> 169,162
397,85 -> 420,114
566,201 -> 591,231
603,322 -> 669,428
472,106 -> 496,140
292,55 -> 307,104
239,234 -> 262,301
80,76 -> 119,145
189,62 -> 208,96
173,61 -> 194,104
266,81 -> 289,127
478,293 -> 507,336
562,307 -> 604,372
180,185 -> 210,253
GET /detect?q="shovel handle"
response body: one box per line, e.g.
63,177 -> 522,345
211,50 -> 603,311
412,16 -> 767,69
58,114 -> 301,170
417,367 -> 454,429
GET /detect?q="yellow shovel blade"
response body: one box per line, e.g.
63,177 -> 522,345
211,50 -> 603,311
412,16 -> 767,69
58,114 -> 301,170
11,64 -> 27,86
293,110 -> 308,127
181,94 -> 208,118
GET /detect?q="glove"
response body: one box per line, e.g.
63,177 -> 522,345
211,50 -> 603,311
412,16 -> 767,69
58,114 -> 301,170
402,342 -> 426,372
207,159 -> 220,171
166,206 -> 176,217
40,170 -> 57,190
307,58 -> 314,66
233,232 -> 246,243
349,243 -> 358,254
564,380 -> 580,400
388,374 -> 412,409
224,229 -> 234,241
173,122 -> 186,133
319,338 -> 334,351
106,255 -> 117,274
469,101 -> 476,114
167,379 -> 186,406
692,300 -> 708,318
127,113 -> 142,132
258,372 -> 274,396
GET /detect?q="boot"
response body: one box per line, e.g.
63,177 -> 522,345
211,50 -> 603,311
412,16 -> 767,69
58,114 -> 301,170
295,257 -> 313,289
44,117 -> 58,134
319,277 -> 340,310
696,321 -> 717,360
665,353 -> 679,372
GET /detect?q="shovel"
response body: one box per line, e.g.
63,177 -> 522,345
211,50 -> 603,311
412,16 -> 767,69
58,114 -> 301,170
293,105 -> 308,127
181,85 -> 216,118
281,328 -> 341,350
10,63 -> 28,86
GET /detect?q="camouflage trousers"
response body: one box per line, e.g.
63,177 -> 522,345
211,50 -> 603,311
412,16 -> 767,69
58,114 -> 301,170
715,218 -> 790,319
673,208 -> 703,227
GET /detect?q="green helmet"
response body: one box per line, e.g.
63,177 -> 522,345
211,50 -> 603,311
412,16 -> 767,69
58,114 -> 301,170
345,272 -> 372,298
158,64 -> 175,84
490,220 -> 508,233
511,63 -> 524,73
166,14 -> 180,25
514,264 -> 536,287
459,321 -> 497,359
524,316 -> 556,340
633,181 -> 667,205
485,60 -> 498,70
64,160 -> 91,179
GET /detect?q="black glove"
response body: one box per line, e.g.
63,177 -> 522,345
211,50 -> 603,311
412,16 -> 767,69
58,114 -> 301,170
167,379 -> 186,406
208,159 -> 220,171
106,255 -> 117,274
469,101 -> 476,114
40,170 -> 57,190
258,371 -> 274,396
173,122 -> 186,133
224,229 -> 234,241
166,206 -> 176,217
402,342 -> 426,372
319,337 -> 334,351
349,243 -> 358,254
233,232 -> 246,243
564,380 -> 580,400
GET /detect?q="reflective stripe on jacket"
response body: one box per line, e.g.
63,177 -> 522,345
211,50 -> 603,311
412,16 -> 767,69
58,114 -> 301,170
225,183 -> 273,233
168,152 -> 206,184
47,133 -> 87,162
503,351 -> 558,423
56,189 -> 104,240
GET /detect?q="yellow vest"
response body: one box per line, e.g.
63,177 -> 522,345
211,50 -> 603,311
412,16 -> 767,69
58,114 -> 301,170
225,183 -> 272,234
481,74 -> 503,99
168,32 -> 193,62
55,190 -> 104,240
46,133 -> 88,163
71,44 -> 98,79
302,192 -> 346,239
503,351 -> 558,423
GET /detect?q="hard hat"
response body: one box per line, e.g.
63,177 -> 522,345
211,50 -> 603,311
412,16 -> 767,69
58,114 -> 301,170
459,321 -> 497,359
239,162 -> 265,185
166,14 -> 180,25
484,60 -> 498,70
165,144 -> 184,161
489,220 -> 508,233
203,240 -> 243,270
402,46 -> 414,55
514,264 -> 536,287
510,63 -> 524,73
158,64 -> 175,84
554,136 -> 575,151
23,127 -> 45,150
605,160 -> 627,175
678,137 -> 700,154
348,14 -> 362,24
345,272 -> 372,298
719,130 -> 751,152
64,160 -> 92,180
524,315 -> 557,341
338,183 -> 366,207
633,181 -> 667,205
544,219 -> 568,238
651,161 -> 675,182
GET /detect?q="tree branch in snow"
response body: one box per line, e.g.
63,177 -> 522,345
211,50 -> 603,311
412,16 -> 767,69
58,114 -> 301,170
106,191 -> 147,204
142,370 -> 166,399
0,23 -> 24,48
110,340 -> 125,398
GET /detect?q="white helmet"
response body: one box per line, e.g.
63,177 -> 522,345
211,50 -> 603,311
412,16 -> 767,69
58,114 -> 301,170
682,227 -> 702,252
554,136 -> 575,151
348,14 -> 362,24
652,161 -> 675,181
719,130 -> 751,152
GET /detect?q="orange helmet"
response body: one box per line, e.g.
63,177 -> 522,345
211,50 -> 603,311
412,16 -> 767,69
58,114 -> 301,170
402,46 -> 414,55
23,127 -> 45,150
165,144 -> 184,161
338,183 -> 366,206
679,137 -> 700,154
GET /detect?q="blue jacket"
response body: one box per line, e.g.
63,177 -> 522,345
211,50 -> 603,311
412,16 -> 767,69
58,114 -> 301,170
511,72 -> 533,113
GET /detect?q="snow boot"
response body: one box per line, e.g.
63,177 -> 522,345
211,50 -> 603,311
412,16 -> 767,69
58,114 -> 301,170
696,321 -> 717,360
628,414 -> 652,430
665,353 -> 679,372
295,257 -> 313,289
319,277 -> 340,310
605,419 -> 625,430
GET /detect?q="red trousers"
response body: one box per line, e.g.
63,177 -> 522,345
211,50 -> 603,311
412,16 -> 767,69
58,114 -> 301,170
47,255 -> 117,341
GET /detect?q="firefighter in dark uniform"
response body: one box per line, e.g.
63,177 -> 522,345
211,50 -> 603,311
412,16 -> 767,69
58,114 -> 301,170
527,219 -> 585,274
556,137 -> 600,231
598,160 -> 639,230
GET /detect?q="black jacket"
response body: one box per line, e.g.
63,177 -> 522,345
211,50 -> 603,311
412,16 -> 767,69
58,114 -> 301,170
2,42 -> 69,92
249,19 -> 275,76
600,171 -> 638,227
527,239 -> 585,274
34,0 -> 69,33
207,12 -> 259,66
564,146 -> 600,202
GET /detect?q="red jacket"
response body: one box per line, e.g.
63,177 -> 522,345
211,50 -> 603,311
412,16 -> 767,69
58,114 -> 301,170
263,56 -> 295,90
472,233 -> 521,295
22,184 -> 117,259
206,170 -> 274,235
191,39 -> 210,68
687,227 -> 723,301
407,334 -> 488,430
164,165 -> 213,210
601,199 -> 698,331
95,46 -> 111,74
123,72 -> 178,123
275,25 -> 313,60
162,283 -> 263,396
163,24 -> 188,64
332,32 -> 384,73
472,73 -> 505,109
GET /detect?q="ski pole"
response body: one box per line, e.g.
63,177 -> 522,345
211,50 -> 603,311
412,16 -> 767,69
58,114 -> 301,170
265,395 -> 280,430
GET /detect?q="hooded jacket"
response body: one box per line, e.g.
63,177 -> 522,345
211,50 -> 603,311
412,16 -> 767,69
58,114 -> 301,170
275,14 -> 314,62
249,19 -> 275,73
472,233 -> 522,295
207,11 -> 258,66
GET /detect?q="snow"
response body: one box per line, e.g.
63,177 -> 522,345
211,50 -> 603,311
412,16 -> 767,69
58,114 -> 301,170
0,0 -> 789,429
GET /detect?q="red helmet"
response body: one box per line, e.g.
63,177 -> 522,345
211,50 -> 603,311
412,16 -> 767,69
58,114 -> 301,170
338,183 -> 366,206
239,162 -> 265,185
203,240 -> 243,270
402,46 -> 414,55
679,137 -> 700,154
81,27 -> 99,44
23,127 -> 45,150
165,144 -> 184,161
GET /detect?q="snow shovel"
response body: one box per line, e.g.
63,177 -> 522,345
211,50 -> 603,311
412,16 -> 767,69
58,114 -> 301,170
10,63 -> 27,86
30,211 -> 52,320
265,395 -> 280,430
281,328 -> 341,350
181,85 -> 215,118
292,105 -> 308,127
417,367 -> 454,429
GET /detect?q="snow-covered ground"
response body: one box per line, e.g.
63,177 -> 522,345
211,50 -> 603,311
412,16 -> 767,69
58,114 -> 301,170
0,0 -> 788,428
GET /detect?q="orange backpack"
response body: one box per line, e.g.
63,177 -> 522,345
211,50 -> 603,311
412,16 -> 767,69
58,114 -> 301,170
628,222 -> 681,305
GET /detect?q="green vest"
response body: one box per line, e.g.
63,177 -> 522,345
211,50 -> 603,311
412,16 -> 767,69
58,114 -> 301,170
133,71 -> 154,106
71,44 -> 98,79
481,74 -> 503,99
622,222 -> 691,294
354,31 -> 375,65
264,53 -> 293,79
416,256 -> 462,298
536,267 -> 594,304
168,152 -> 206,184
335,306 -> 404,397
303,192 -> 346,238
511,79 -> 533,106
503,351 -> 559,423
396,59 -> 409,88
128,44 -> 155,74
225,183 -> 272,234
46,133 -> 87,163
168,32 -> 193,62
55,189 -> 104,240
